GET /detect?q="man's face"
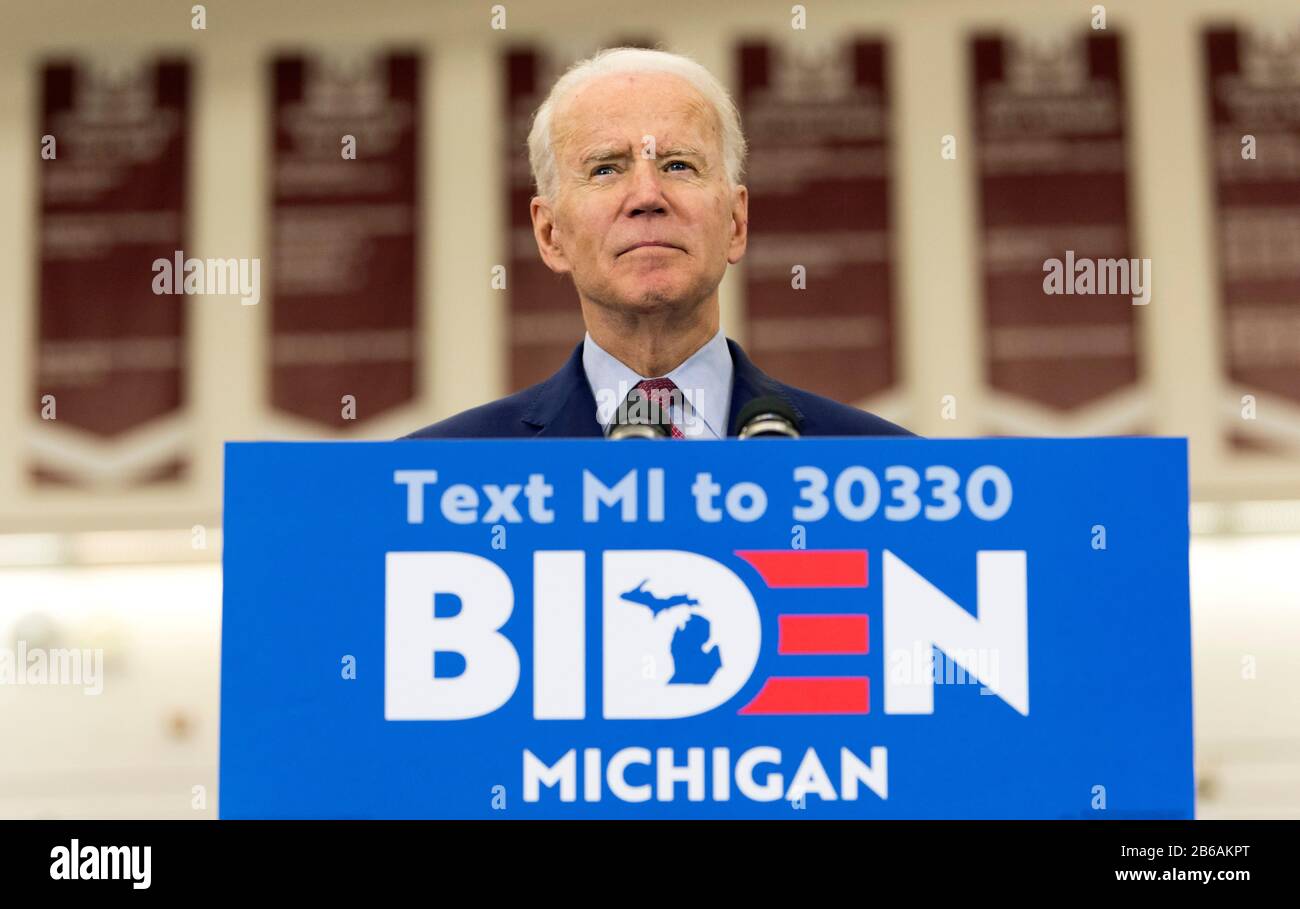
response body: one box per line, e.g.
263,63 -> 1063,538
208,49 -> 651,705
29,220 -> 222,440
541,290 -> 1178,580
531,71 -> 748,316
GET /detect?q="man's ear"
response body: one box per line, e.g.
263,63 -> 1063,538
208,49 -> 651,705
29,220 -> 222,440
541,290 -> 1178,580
531,195 -> 572,275
726,184 -> 749,265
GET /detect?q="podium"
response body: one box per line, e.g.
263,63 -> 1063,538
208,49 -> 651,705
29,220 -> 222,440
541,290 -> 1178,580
219,437 -> 1193,818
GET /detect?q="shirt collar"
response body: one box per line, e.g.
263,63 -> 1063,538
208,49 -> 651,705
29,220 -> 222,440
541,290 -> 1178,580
582,328 -> 734,438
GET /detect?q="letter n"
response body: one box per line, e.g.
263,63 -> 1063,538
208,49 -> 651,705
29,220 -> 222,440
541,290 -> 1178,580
881,550 -> 1028,715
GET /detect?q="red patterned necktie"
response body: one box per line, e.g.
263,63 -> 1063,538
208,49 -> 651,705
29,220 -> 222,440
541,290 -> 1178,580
634,378 -> 686,439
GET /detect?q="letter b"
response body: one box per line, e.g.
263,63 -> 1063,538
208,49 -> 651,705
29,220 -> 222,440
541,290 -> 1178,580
386,552 -> 520,719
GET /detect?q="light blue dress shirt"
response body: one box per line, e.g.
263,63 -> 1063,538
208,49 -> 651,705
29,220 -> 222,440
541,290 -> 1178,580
582,328 -> 734,439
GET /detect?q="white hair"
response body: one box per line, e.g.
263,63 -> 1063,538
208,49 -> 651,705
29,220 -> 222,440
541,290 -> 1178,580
527,46 -> 747,201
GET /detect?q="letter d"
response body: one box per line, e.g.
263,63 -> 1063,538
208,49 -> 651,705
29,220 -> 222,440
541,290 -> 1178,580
602,551 -> 761,719
386,552 -> 520,719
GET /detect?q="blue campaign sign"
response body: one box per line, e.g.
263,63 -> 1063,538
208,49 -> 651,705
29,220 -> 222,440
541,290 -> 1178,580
219,437 -> 1193,819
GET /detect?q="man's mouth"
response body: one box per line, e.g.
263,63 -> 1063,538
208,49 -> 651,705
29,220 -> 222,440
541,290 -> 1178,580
620,241 -> 683,256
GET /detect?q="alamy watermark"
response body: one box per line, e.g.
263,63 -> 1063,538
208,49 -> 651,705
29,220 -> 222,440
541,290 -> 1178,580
0,642 -> 103,695
152,250 -> 261,305
888,644 -> 1001,693
595,381 -> 706,432
1043,250 -> 1151,305
50,840 -> 150,889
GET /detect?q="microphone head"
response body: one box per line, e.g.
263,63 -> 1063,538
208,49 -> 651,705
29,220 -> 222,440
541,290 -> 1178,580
606,387 -> 671,440
735,395 -> 801,439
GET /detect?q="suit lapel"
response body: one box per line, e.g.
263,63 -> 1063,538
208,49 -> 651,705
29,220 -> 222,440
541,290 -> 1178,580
725,339 -> 804,436
520,342 -> 604,438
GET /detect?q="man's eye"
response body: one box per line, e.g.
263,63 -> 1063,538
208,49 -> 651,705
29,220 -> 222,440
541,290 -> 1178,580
665,160 -> 695,172
592,165 -> 617,177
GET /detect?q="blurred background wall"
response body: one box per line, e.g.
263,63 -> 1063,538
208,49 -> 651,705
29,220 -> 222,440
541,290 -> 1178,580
0,0 -> 1296,818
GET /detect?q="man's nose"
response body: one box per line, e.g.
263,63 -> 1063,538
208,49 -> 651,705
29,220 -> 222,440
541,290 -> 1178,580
624,157 -> 668,216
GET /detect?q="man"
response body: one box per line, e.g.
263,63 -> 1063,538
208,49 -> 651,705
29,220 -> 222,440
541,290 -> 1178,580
406,47 -> 911,440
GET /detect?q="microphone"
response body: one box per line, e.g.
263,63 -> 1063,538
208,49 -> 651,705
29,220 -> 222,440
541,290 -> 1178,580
734,395 -> 801,439
606,387 -> 671,440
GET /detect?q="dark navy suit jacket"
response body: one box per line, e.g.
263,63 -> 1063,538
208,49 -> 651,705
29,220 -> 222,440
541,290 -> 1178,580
403,338 -> 913,439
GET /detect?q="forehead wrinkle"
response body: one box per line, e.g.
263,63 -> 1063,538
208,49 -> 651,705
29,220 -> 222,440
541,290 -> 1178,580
656,145 -> 704,158
577,143 -> 634,164
552,73 -> 725,171
576,142 -> 704,167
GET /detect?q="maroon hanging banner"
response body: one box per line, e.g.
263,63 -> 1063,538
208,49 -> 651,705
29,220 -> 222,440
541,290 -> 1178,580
737,38 -> 900,407
270,52 -> 420,429
1205,26 -> 1300,453
33,59 -> 189,486
972,32 -> 1147,434
502,46 -> 581,392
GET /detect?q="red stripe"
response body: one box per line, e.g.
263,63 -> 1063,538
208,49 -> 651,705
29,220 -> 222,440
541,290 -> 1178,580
738,677 -> 869,715
734,550 -> 868,588
778,615 -> 869,655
